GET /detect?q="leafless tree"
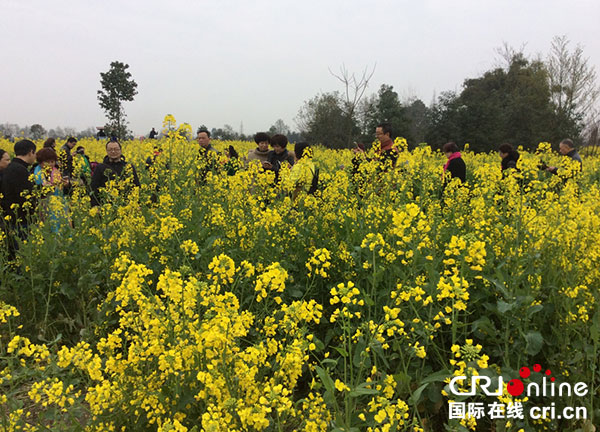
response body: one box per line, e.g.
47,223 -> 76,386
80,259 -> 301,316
329,64 -> 376,146
547,35 -> 599,131
494,42 -> 529,71
583,109 -> 600,155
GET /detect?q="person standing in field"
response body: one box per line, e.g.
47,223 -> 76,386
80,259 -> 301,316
545,138 -> 582,177
1,140 -> 38,247
33,148 -> 70,232
197,128 -> 218,155
263,134 -> 295,174
247,132 -> 271,165
90,140 -> 140,206
442,141 -> 466,184
43,138 -> 56,149
0,149 -> 10,185
224,145 -> 241,176
196,128 -> 220,184
374,122 -> 399,169
73,145 -> 93,186
290,141 -> 317,200
59,137 -> 77,179
498,143 -> 520,173
149,127 -> 158,139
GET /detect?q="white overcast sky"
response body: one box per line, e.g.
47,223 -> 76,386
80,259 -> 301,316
1,0 -> 599,136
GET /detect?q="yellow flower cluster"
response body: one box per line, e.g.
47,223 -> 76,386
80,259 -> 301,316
255,263 -> 288,303
306,248 -> 332,278
0,301 -> 19,324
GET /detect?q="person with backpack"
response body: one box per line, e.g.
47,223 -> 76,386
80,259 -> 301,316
290,141 -> 318,200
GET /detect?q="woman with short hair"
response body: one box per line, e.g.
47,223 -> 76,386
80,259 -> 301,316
33,147 -> 69,232
442,142 -> 466,183
0,149 -> 10,184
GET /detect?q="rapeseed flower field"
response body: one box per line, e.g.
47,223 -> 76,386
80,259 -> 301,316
1,124 -> 599,431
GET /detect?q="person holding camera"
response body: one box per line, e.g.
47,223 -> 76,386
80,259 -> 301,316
263,134 -> 295,176
33,148 -> 70,232
545,139 -> 582,177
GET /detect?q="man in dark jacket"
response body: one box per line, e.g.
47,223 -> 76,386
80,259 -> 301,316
1,139 -> 37,231
196,128 -> 220,184
546,138 -> 582,177
59,137 -> 78,179
90,140 -> 140,206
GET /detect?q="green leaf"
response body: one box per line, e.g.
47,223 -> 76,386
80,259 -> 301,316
485,276 -> 510,298
321,358 -> 338,367
524,331 -> 544,356
420,369 -> 451,384
353,339 -> 367,367
472,316 -> 496,337
527,304 -> 543,317
427,382 -> 443,404
394,372 -> 411,388
590,312 -> 600,344
315,366 -> 335,394
333,346 -> 348,357
408,383 -> 428,405
289,289 -> 303,298
349,384 -> 379,398
497,300 -> 515,313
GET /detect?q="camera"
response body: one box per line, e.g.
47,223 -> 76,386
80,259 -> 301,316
538,160 -> 548,171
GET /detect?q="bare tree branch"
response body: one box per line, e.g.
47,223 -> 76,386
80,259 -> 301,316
329,64 -> 376,146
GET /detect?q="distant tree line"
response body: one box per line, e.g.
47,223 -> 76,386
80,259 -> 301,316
296,36 -> 600,152
201,120 -> 303,143
0,123 -> 97,141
